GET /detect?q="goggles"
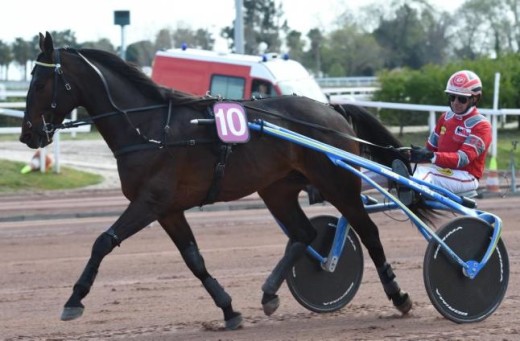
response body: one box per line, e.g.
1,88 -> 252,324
448,95 -> 470,104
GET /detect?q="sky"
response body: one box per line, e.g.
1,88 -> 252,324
2,0 -> 463,80
2,0 -> 465,48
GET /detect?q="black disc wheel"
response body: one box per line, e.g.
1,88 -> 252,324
286,215 -> 364,313
423,217 -> 509,323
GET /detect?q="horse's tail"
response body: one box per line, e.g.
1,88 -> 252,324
332,103 -> 409,167
332,103 -> 440,226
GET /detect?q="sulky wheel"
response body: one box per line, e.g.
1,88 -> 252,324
423,216 -> 509,323
285,215 -> 363,313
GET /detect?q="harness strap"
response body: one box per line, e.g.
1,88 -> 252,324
113,138 -> 216,158
200,143 -> 233,206
164,99 -> 173,137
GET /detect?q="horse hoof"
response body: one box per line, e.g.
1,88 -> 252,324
61,306 -> 84,321
225,312 -> 243,330
392,290 -> 412,314
262,295 -> 280,316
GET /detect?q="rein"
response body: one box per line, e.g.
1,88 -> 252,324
242,102 -> 407,153
35,49 -> 404,157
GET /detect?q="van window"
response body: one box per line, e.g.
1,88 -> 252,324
277,78 -> 328,103
210,75 -> 245,99
252,80 -> 272,98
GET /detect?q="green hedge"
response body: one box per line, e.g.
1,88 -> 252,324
374,54 -> 520,128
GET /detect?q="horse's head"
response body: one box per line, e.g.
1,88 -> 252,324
20,32 -> 76,148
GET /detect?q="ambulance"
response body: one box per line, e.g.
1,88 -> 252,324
151,46 -> 328,103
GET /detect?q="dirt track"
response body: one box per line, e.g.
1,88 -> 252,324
0,195 -> 519,341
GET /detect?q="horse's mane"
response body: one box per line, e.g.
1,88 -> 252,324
74,48 -> 202,103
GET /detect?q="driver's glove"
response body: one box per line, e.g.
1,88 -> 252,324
410,145 -> 434,163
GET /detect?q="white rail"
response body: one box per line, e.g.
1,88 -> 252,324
0,101 -> 90,135
331,98 -> 520,161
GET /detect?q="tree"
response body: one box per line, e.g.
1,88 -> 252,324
370,1 -> 449,69
126,41 -> 155,66
448,0 -> 520,59
304,28 -> 324,76
80,38 -> 116,53
222,0 -> 287,54
0,40 -> 13,80
46,30 -> 79,48
12,38 -> 31,80
504,0 -> 520,52
373,4 -> 423,69
172,26 -> 215,50
285,30 -> 305,62
321,24 -> 383,76
449,0 -> 499,59
155,29 -> 173,51
29,35 -> 41,62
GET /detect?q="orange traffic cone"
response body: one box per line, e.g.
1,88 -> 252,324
20,150 -> 54,174
485,157 -> 500,193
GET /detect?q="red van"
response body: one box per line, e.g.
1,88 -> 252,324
151,47 -> 328,103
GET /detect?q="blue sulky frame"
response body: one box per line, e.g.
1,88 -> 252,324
248,119 -> 502,280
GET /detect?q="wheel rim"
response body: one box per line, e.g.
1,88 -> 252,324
286,215 -> 364,313
423,217 -> 509,323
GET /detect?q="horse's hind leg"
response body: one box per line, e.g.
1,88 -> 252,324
61,200 -> 158,321
355,212 -> 412,314
306,169 -> 412,314
158,211 -> 242,330
258,180 -> 316,316
314,176 -> 412,314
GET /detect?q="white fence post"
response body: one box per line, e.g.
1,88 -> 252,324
70,109 -> 77,139
39,148 -> 46,173
428,111 -> 436,133
54,131 -> 61,173
491,72 -> 500,160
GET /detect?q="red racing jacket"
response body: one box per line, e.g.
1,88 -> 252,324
426,107 -> 492,179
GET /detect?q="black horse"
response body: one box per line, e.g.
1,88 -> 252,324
20,32 -> 433,330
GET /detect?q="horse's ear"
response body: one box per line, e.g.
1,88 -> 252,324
38,33 -> 45,52
40,31 -> 54,54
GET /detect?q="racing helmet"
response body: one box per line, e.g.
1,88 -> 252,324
445,70 -> 482,97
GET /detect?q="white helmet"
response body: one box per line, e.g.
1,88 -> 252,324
445,70 -> 482,97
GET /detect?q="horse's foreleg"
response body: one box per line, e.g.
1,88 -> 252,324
261,240 -> 306,315
61,201 -> 156,321
159,212 -> 242,330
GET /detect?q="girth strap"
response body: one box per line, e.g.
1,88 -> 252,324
201,143 -> 233,206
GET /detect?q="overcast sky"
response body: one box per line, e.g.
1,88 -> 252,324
2,0 -> 464,48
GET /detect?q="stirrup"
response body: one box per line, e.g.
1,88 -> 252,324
391,160 -> 414,206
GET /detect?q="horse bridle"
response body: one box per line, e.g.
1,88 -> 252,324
31,49 -> 72,140
30,48 -> 168,143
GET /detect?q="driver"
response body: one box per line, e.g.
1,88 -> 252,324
407,70 -> 492,196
